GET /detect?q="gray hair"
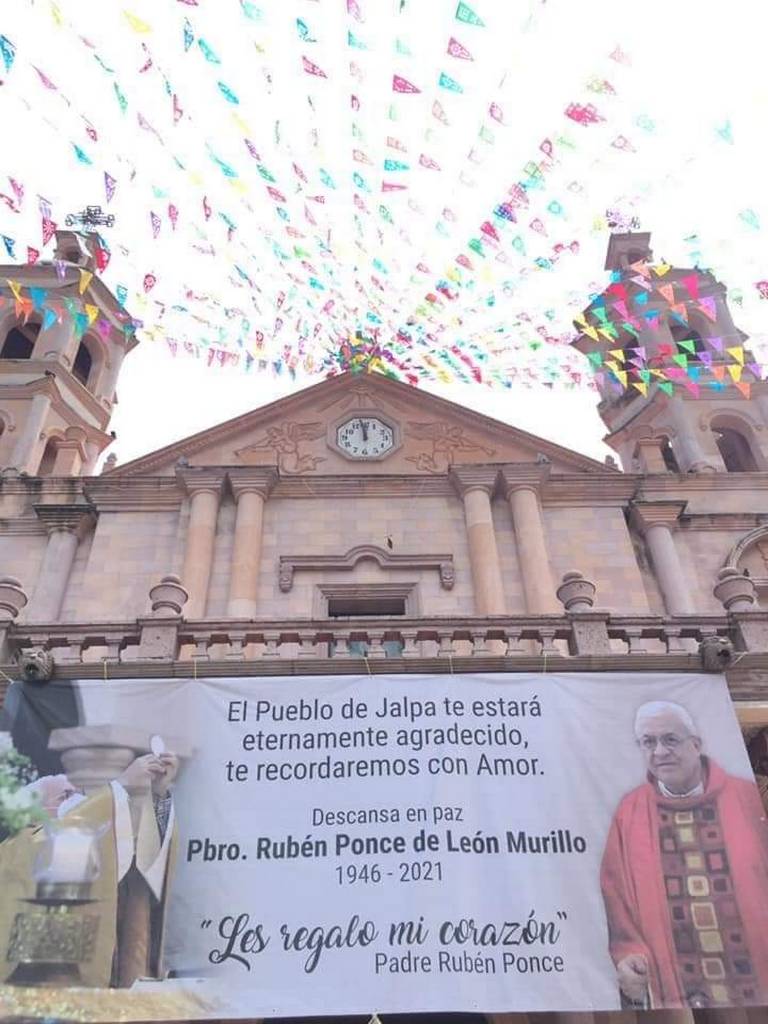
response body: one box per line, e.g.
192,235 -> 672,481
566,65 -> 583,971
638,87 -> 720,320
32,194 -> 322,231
22,774 -> 68,800
634,701 -> 698,738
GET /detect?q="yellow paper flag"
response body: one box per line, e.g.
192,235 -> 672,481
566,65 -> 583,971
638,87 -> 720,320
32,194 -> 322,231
726,346 -> 744,365
84,303 -> 99,325
632,382 -> 648,396
78,269 -> 93,295
123,9 -> 151,33
581,324 -> 599,341
6,279 -> 21,302
608,349 -> 626,363
727,364 -> 742,382
653,262 -> 671,276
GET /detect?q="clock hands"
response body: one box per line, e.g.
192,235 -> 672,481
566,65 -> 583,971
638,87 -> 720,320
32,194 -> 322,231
359,418 -> 369,442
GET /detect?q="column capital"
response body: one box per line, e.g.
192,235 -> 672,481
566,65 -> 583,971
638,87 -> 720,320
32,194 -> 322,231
499,464 -> 549,499
33,503 -> 97,538
629,500 -> 687,535
448,465 -> 499,498
227,467 -> 279,501
175,467 -> 226,497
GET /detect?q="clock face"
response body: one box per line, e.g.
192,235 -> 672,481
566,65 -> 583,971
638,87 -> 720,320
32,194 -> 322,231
336,417 -> 395,458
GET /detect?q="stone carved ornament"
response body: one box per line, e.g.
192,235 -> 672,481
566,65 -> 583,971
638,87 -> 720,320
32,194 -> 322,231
279,545 -> 456,592
236,421 -> 327,473
405,421 -> 495,473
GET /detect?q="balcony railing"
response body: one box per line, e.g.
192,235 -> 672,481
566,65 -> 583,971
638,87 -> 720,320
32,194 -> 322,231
2,611 -> 762,681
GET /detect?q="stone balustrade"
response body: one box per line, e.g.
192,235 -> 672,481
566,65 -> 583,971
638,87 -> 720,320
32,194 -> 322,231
0,612 -> 745,679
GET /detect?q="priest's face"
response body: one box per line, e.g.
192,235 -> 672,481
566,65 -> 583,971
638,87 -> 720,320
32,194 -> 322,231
636,710 -> 703,793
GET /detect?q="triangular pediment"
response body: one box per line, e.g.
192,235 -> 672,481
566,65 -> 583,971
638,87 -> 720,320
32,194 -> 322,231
108,373 -> 610,477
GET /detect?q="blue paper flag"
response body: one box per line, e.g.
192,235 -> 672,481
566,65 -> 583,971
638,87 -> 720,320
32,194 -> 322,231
0,35 -> 15,73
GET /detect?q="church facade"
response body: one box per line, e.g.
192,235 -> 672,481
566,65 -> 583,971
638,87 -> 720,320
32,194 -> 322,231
1,229 -> 768,1024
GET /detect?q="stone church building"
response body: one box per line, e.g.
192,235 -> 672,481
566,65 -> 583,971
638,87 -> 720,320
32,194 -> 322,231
0,228 -> 767,1024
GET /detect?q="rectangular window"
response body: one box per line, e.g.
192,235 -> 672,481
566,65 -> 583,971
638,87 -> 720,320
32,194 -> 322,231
327,597 -> 406,617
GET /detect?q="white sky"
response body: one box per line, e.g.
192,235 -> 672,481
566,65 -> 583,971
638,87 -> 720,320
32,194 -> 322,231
1,0 -> 768,464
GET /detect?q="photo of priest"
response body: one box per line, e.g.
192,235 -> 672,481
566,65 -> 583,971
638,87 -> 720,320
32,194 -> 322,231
601,700 -> 768,1010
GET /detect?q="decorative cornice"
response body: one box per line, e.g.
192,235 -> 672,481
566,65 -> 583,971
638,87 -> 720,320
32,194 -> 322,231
0,370 -> 112,437
629,500 -> 688,534
278,544 -> 455,592
542,474 -> 638,506
175,468 -> 226,497
227,467 -> 279,500
449,465 -> 499,497
499,463 -> 550,498
33,503 -> 97,537
83,478 -> 183,512
272,474 -> 454,498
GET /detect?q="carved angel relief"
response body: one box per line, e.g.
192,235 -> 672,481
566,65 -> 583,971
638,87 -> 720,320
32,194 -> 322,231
236,421 -> 327,473
405,421 -> 495,473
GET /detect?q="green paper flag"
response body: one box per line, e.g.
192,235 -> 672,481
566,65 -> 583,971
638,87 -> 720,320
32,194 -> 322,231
456,1 -> 484,25
658,381 -> 674,395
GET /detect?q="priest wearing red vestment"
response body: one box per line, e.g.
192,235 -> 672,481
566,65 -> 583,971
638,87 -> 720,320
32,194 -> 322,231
600,700 -> 768,1010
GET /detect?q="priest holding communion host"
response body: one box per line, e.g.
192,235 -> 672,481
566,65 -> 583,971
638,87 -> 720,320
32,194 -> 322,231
0,750 -> 179,988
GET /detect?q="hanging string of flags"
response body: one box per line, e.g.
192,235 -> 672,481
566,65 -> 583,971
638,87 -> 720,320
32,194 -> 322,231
0,0 -> 764,393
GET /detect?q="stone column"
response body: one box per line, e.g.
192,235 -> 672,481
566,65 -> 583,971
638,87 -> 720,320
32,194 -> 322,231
0,576 -> 27,662
177,469 -> 225,618
500,467 -> 558,613
449,467 -> 505,615
96,345 -> 126,405
227,468 -> 278,618
51,427 -> 87,476
82,439 -> 101,475
630,502 -> 693,615
38,314 -> 77,366
666,399 -> 716,473
27,505 -> 97,620
9,391 -> 51,473
634,436 -> 669,473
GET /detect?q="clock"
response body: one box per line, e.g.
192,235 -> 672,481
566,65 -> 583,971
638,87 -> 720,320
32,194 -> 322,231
336,416 -> 395,459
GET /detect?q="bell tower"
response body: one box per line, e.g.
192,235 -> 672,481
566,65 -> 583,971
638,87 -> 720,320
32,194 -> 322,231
572,230 -> 768,474
0,230 -> 138,476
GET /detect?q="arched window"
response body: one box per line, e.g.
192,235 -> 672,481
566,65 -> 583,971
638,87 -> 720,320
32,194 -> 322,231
669,322 -> 705,363
661,437 -> 680,473
37,439 -> 59,476
72,340 -> 94,387
1,322 -> 40,359
714,426 -> 759,472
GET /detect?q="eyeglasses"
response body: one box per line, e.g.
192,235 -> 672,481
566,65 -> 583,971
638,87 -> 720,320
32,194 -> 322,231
638,733 -> 692,752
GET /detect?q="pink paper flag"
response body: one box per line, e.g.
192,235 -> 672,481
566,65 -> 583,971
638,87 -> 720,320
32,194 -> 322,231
681,274 -> 699,301
447,37 -> 473,60
41,217 -> 57,246
489,102 -> 504,124
393,74 -> 420,94
698,295 -> 717,321
419,154 -> 440,170
302,56 -> 327,77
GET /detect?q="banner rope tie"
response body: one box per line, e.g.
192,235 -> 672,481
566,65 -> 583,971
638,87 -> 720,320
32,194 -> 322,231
363,655 -> 372,676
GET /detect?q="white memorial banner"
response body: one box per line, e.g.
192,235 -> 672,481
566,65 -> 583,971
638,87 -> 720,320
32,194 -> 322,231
1,672 -> 768,1020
